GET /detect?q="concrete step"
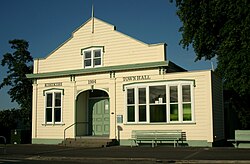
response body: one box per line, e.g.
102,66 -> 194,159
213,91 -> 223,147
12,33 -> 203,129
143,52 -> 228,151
60,138 -> 118,148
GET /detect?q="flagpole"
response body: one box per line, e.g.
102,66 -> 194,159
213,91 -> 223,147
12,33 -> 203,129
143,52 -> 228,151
91,3 -> 94,33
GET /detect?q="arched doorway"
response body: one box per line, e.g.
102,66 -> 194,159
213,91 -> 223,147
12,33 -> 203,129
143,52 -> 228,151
76,89 -> 110,137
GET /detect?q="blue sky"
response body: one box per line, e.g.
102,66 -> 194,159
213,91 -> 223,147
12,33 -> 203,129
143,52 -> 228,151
0,0 -> 217,110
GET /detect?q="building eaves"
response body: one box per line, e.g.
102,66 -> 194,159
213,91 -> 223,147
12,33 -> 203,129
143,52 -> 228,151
26,61 -> 185,79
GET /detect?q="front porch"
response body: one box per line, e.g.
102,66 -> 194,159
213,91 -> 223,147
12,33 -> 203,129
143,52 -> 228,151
60,89 -> 117,147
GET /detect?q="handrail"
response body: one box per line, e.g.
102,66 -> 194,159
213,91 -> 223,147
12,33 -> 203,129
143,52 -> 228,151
0,136 -> 6,145
0,136 -> 6,154
63,122 -> 88,146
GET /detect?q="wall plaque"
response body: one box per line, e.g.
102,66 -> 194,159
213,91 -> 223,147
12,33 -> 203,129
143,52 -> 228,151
45,82 -> 62,87
88,79 -> 96,84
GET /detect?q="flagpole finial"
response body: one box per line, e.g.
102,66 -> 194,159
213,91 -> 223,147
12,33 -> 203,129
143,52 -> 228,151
91,4 -> 94,18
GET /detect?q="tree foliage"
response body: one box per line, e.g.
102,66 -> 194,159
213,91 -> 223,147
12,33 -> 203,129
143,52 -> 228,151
0,108 -> 30,143
173,0 -> 250,128
0,39 -> 33,128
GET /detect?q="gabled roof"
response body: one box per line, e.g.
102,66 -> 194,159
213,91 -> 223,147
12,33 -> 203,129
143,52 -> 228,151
35,17 -> 166,60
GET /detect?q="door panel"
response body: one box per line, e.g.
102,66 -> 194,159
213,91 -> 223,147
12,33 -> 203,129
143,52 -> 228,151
89,98 -> 110,136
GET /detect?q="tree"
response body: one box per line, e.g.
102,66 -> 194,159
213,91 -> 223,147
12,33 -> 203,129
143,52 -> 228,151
0,109 -> 20,143
0,39 -> 33,128
173,0 -> 250,128
0,108 -> 32,143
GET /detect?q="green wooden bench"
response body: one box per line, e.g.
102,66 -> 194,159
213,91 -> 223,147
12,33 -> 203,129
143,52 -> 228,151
131,130 -> 183,147
228,130 -> 250,148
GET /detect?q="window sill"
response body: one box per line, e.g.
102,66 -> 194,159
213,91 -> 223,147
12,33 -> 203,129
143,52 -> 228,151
84,65 -> 102,69
124,122 -> 196,125
42,122 -> 65,126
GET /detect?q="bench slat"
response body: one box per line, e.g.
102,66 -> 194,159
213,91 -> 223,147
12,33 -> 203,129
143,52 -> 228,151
227,130 -> 250,148
235,130 -> 250,141
131,130 -> 183,147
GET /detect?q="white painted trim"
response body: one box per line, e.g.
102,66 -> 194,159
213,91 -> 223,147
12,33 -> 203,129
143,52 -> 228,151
43,89 -> 64,125
124,80 -> 195,124
82,47 -> 103,68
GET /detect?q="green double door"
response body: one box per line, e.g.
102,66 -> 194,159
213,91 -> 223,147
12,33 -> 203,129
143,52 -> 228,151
89,98 -> 110,136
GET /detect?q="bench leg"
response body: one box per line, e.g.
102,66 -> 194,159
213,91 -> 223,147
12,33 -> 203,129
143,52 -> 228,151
131,140 -> 134,147
131,140 -> 138,147
174,140 -> 176,148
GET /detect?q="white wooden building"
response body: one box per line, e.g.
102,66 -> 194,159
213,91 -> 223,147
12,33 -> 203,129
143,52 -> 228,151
27,16 -> 224,147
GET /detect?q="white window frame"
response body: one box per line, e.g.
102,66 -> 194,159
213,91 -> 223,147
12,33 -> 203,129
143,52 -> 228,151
138,87 -> 147,123
44,89 -> 64,125
126,87 -> 136,123
82,47 -> 103,68
124,81 -> 195,124
148,84 -> 167,123
180,83 -> 194,122
168,84 -> 179,123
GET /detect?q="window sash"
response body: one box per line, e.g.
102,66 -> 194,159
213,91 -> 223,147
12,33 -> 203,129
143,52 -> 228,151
139,105 -> 147,122
93,49 -> 101,58
46,93 -> 52,107
170,86 -> 178,103
127,106 -> 135,122
149,85 -> 166,104
84,59 -> 91,67
138,87 -> 147,122
94,58 -> 101,66
127,89 -> 135,104
170,104 -> 179,121
84,51 -> 91,59
182,85 -> 191,102
46,108 -> 52,123
45,91 -> 62,124
150,104 -> 166,122
183,103 -> 192,121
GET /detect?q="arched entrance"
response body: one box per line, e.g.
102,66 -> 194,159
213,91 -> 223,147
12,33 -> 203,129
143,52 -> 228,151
76,89 -> 110,137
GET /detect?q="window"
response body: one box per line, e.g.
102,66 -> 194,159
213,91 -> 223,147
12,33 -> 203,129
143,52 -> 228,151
149,86 -> 166,122
45,90 -> 63,124
126,87 -> 148,123
125,81 -> 194,124
127,88 -> 135,122
170,86 -> 178,121
84,51 -> 91,67
82,47 -> 103,68
182,85 -> 192,121
139,88 -> 146,122
93,49 -> 101,67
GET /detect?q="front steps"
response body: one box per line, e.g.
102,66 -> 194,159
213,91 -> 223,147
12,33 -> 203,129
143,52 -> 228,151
61,137 -> 118,148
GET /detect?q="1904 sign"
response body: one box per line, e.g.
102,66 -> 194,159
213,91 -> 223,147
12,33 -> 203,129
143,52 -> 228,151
88,79 -> 96,84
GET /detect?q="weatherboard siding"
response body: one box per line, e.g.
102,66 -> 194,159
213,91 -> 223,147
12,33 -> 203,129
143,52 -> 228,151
32,64 -> 220,144
35,18 -> 165,74
113,70 -> 214,142
33,78 -> 76,140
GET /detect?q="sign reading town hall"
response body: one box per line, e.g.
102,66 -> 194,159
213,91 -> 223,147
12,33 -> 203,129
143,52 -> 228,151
123,75 -> 151,82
